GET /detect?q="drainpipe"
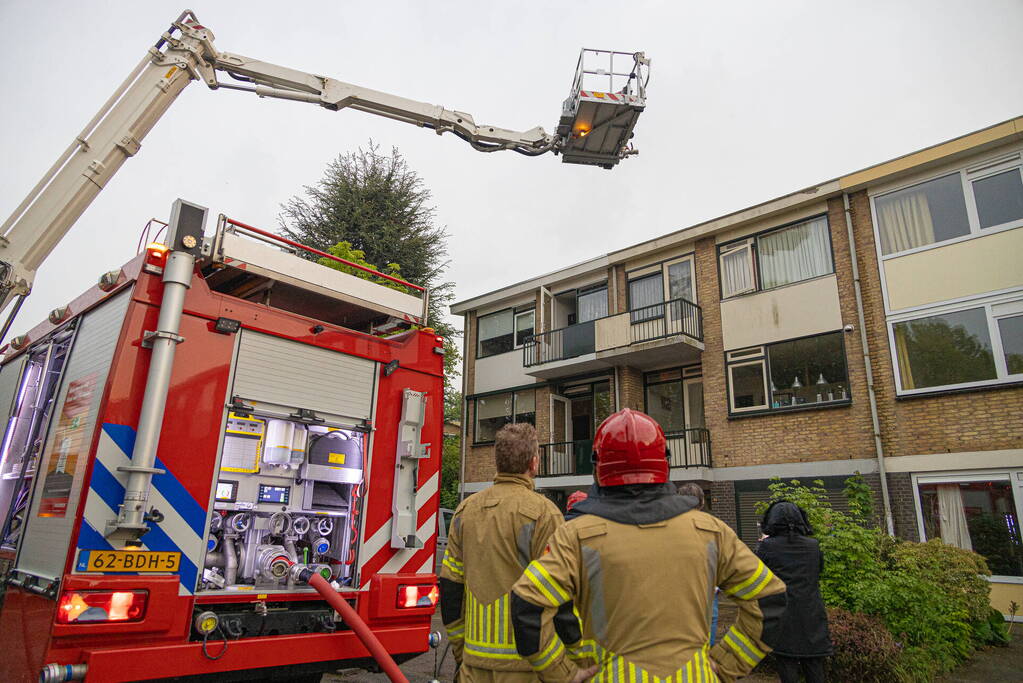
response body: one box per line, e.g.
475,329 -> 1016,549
107,250 -> 194,540
457,317 -> 469,502
843,193 -> 895,536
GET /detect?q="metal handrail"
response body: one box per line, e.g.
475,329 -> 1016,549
223,217 -> 426,293
538,427 -> 711,477
629,296 -> 703,343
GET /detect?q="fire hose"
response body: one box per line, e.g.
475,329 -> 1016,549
300,569 -> 409,683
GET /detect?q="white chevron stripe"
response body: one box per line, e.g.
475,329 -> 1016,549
362,512 -> 436,588
416,556 -> 433,575
358,470 -> 439,572
85,430 -> 205,594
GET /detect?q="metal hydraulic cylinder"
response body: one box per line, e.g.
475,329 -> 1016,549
107,250 -> 194,540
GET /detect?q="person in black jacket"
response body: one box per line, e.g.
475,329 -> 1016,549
756,501 -> 833,683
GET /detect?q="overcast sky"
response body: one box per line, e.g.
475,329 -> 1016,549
2,1 -> 1021,354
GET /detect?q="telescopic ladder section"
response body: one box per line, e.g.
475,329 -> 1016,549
558,49 -> 650,169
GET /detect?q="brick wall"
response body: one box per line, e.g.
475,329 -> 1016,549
694,209 -> 877,470
619,366 -> 644,410
886,472 -> 920,542
847,189 -> 1023,459
709,480 -> 737,530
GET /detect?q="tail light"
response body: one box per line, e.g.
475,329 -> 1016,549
397,583 -> 439,609
56,590 -> 148,624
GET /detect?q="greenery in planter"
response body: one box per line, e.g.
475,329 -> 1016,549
754,474 -> 1004,682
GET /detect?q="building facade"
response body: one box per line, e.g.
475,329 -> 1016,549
451,117 -> 1023,615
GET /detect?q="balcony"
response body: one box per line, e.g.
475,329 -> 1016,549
522,297 -> 704,379
538,428 -> 712,479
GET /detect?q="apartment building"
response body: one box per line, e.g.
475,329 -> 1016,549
451,117 -> 1023,615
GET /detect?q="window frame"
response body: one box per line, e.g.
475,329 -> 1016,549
476,308 -> 515,359
870,149 -> 1023,261
472,388 -> 537,445
912,469 -> 1023,584
513,308 -> 535,349
887,292 -> 1023,396
717,213 -> 835,301
724,330 -> 851,416
627,273 -> 665,324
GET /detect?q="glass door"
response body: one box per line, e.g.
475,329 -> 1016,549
683,377 -> 707,466
548,395 -> 572,475
665,256 -> 697,337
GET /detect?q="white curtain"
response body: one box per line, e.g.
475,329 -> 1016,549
667,261 -> 693,302
578,289 -> 608,323
936,483 -> 973,551
876,190 -> 936,255
629,277 -> 663,321
758,218 -> 833,289
720,246 -> 753,298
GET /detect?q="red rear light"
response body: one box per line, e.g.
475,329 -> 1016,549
397,583 -> 439,609
56,590 -> 148,624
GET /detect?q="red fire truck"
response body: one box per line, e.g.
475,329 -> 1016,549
0,207 -> 448,682
0,11 -> 649,682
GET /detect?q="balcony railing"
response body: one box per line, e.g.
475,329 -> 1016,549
523,297 -> 702,368
522,320 -> 596,367
629,296 -> 703,344
665,428 -> 712,469
539,439 -> 594,477
537,427 -> 711,477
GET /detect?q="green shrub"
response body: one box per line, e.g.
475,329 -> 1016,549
972,607 -> 1010,646
824,607 -> 903,682
755,474 -> 995,681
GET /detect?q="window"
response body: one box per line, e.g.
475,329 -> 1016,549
726,331 -> 849,415
577,286 -> 608,323
667,260 -> 694,302
718,216 -> 833,298
719,241 -> 755,298
973,169 -> 1023,229
478,309 -> 513,358
629,274 -> 663,322
875,173 -> 970,254
873,155 -> 1023,256
514,309 -> 534,348
474,389 -> 535,442
918,477 -> 1023,578
998,315 -> 1023,375
758,217 -> 832,289
893,308 -> 996,390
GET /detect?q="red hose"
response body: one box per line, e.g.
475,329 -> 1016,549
307,573 -> 409,683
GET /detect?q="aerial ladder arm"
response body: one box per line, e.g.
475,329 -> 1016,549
0,10 -> 647,335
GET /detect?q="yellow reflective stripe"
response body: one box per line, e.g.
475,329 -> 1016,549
743,567 -> 774,600
524,560 -> 570,605
530,638 -> 565,671
442,556 -> 464,577
729,628 -> 764,660
724,560 -> 766,598
723,632 -> 756,667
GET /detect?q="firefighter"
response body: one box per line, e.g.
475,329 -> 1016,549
510,409 -> 788,682
439,422 -> 590,682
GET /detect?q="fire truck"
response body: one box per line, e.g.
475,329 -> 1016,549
0,11 -> 649,683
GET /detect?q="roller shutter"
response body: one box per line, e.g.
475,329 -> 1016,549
232,330 -> 377,424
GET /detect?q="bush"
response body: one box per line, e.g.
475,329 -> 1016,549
756,474 -> 996,681
825,607 -> 903,682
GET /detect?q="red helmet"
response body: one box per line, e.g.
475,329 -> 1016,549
592,409 -> 668,486
566,490 -> 588,511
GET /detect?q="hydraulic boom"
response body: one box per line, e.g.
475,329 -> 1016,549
0,10 -> 649,336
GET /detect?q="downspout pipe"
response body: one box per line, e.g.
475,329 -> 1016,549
842,193 -> 895,536
108,250 -> 194,540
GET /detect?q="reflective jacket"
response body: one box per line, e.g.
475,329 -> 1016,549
439,473 -> 571,676
511,484 -> 787,683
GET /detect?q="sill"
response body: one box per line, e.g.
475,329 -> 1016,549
728,399 -> 852,420
987,575 -> 1023,585
879,221 -> 1023,261
477,348 -> 518,360
896,380 -> 1023,401
471,440 -> 496,447
720,272 -> 836,303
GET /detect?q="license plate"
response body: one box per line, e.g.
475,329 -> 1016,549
79,550 -> 181,572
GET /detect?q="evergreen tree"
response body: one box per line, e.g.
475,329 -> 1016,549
279,142 -> 460,393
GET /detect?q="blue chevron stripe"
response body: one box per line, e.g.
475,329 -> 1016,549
139,518 -> 199,594
88,458 -> 125,513
100,423 -> 205,537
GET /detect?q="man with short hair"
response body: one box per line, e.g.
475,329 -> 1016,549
439,423 -> 592,682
